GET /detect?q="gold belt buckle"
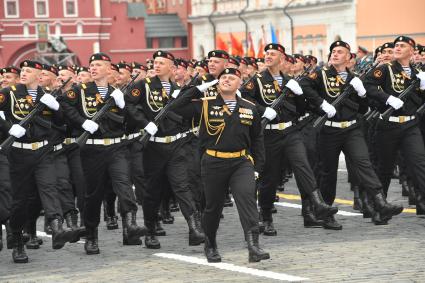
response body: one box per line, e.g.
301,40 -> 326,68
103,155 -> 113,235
165,136 -> 172,143
104,138 -> 111,145
399,116 -> 405,123
341,121 -> 348,128
278,123 -> 285,130
65,138 -> 71,144
32,142 -> 39,150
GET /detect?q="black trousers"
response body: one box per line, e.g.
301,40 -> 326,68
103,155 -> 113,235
127,140 -> 146,204
8,146 -> 63,232
375,120 -> 425,196
65,144 -> 87,214
54,149 -> 77,215
0,153 -> 12,223
142,140 -> 195,225
183,136 -> 203,211
201,154 -> 258,239
81,144 -> 138,229
318,125 -> 382,205
259,130 -> 316,213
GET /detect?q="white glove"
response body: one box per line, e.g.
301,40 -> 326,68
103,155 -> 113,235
82,119 -> 99,134
144,122 -> 158,136
40,93 -> 59,111
0,111 -> 5,120
320,100 -> 336,118
171,89 -> 180,99
196,79 -> 218,92
285,79 -> 303,95
386,95 -> 404,110
417,72 -> 425,90
262,107 -> 277,121
349,77 -> 366,97
254,171 -> 259,180
8,124 -> 26,138
111,89 -> 125,109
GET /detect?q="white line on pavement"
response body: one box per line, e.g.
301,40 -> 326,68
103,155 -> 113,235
154,253 -> 309,282
274,202 -> 363,217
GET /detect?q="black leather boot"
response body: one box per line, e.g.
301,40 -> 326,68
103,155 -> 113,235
170,200 -> 180,212
44,216 -> 52,235
194,211 -> 204,233
414,188 -> 425,215
84,226 -> 100,255
187,214 -> 205,246
145,222 -> 161,249
360,190 -> 374,218
65,211 -> 86,243
352,186 -> 363,211
12,232 -> 28,263
245,229 -> 270,262
5,220 -> 13,249
155,221 -> 166,236
301,198 -> 323,228
407,182 -> 416,206
323,215 -> 342,230
373,192 -> 403,220
258,212 -> 265,233
309,189 -> 338,219
224,193 -> 233,207
106,216 -> 119,230
401,180 -> 409,197
25,220 -> 41,249
204,236 -> 221,263
50,218 -> 79,249
161,204 -> 174,224
262,210 -> 277,236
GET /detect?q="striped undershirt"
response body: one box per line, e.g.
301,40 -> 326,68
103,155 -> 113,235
97,86 -> 108,99
224,99 -> 237,113
273,75 -> 283,87
338,71 -> 348,82
402,66 -> 411,77
27,89 -> 38,102
161,81 -> 171,96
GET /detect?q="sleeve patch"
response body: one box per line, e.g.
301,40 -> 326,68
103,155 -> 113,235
131,89 -> 141,97
246,81 -> 254,90
0,93 -> 5,103
67,90 -> 76,99
309,72 -> 318,80
373,69 -> 382,78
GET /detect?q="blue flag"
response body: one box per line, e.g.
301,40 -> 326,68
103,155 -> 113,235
270,24 -> 278,43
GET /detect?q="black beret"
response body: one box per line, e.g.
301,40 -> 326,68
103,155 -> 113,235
208,50 -> 230,60
20,60 -> 43,70
195,61 -> 209,72
286,55 -> 295,64
417,44 -> 425,54
256,58 -> 265,63
305,55 -> 317,63
42,64 -> 59,76
117,61 -> 133,73
394,36 -> 415,47
218,68 -> 241,79
110,64 -> 119,72
0,66 -> 20,75
77,66 -> 89,74
264,43 -> 285,54
153,50 -> 175,61
89,52 -> 111,63
330,41 -> 351,52
382,42 -> 394,50
228,56 -> 240,67
293,54 -> 306,63
358,46 -> 368,53
175,58 -> 188,68
57,65 -> 75,73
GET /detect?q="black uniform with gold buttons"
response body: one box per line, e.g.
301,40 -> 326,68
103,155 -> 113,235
364,55 -> 425,211
61,80 -> 139,231
169,68 -> 267,262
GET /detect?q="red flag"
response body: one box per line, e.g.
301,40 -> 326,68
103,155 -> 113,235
257,38 -> 264,58
230,33 -> 244,56
216,35 -> 229,52
247,32 -> 255,57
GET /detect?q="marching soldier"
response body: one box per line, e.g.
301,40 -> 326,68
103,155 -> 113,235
126,50 -> 204,249
0,60 -> 81,263
76,66 -> 92,84
364,36 -> 425,215
170,67 -> 270,263
61,53 -> 146,255
1,66 -> 20,89
241,43 -> 337,233
132,62 -> 147,81
302,40 -> 404,229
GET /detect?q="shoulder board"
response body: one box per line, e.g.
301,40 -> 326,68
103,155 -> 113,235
146,78 -> 151,84
201,96 -> 217,101
240,97 -> 255,106
11,85 -> 16,91
81,83 -> 87,89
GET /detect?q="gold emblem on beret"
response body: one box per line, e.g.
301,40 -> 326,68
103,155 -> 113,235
336,42 -> 340,46
91,56 -> 95,60
212,52 -> 215,56
158,51 -> 162,55
269,45 -> 272,49
399,36 -> 403,40
2,69 -> 5,72
374,69 -> 382,78
131,89 -> 140,97
24,61 -> 28,66
225,69 -> 229,73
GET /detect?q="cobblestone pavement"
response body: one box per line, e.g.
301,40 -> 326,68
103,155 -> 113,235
1,159 -> 424,282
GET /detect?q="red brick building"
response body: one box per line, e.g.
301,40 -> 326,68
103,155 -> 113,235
0,0 -> 191,67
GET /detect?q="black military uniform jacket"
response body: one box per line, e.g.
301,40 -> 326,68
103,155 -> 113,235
240,69 -> 305,124
302,65 -> 369,122
0,84 -> 62,143
170,88 -> 265,173
126,75 -> 187,137
364,60 -> 424,117
61,81 -> 125,139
